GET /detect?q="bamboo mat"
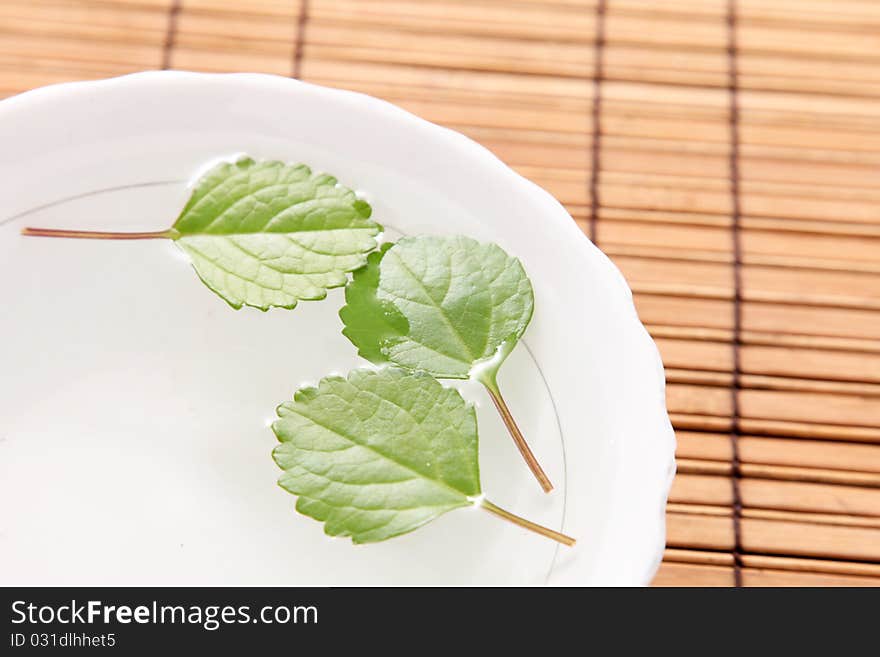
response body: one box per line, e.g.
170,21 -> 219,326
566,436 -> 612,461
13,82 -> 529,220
2,0 -> 879,587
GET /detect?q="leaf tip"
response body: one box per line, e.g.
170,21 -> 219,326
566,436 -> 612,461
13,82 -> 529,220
353,199 -> 372,218
293,385 -> 319,403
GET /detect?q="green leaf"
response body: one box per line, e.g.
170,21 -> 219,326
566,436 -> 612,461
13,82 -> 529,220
21,156 -> 381,312
339,235 -> 553,493
340,235 -> 533,379
172,158 -> 381,310
271,367 -> 575,546
272,367 -> 479,543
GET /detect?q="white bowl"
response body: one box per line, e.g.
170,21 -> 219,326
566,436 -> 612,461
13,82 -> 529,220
0,71 -> 674,586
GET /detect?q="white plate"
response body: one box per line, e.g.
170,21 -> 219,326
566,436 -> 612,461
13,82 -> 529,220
0,72 -> 674,586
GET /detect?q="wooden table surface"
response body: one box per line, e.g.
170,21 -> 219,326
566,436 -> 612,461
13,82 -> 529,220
2,0 -> 879,586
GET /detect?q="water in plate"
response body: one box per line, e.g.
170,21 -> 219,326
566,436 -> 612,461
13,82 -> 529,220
0,178 -> 566,585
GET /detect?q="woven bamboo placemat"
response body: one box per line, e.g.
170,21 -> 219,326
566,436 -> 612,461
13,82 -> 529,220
2,0 -> 878,586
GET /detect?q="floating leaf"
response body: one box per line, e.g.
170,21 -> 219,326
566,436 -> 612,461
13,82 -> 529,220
271,367 -> 574,546
22,157 -> 381,311
343,236 -> 531,376
340,235 -> 552,492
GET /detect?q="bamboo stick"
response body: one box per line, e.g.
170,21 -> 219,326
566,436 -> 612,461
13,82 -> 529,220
652,561 -> 734,586
658,338 -> 880,385
667,504 -> 880,530
603,244 -> 880,276
742,567 -> 880,587
666,370 -> 880,397
0,36 -> 163,69
308,0 -> 596,42
168,47 -> 294,75
612,257 -> 880,311
676,459 -> 880,487
635,294 -> 880,342
670,474 -> 880,518
665,384 -> 880,430
664,548 -> 734,567
176,7 -> 299,43
620,0 -> 880,26
182,0 -> 300,16
0,1 -> 172,16
597,209 -> 880,239
677,433 -> 880,473
664,548 -> 880,579
653,561 -> 880,587
741,553 -> 880,578
655,337 -> 880,386
0,4 -> 167,43
667,511 -> 733,550
650,325 -> 880,353
667,510 -> 880,560
597,223 -> 880,270
673,414 -> 880,443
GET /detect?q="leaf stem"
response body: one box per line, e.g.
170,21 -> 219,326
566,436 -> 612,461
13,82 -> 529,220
479,373 -> 554,493
480,499 -> 575,547
21,227 -> 174,240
